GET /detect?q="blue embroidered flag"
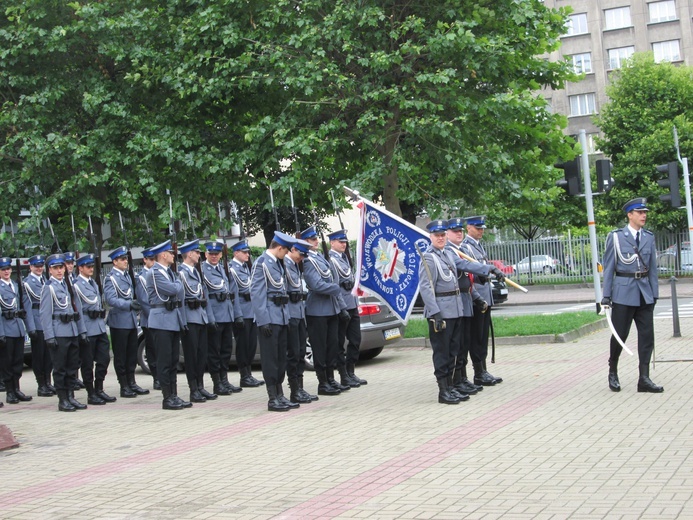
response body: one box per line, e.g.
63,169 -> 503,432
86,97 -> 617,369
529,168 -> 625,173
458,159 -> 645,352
354,199 -> 430,323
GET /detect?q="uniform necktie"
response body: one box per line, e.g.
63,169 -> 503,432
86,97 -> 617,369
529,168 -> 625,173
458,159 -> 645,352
635,231 -> 640,248
167,268 -> 175,281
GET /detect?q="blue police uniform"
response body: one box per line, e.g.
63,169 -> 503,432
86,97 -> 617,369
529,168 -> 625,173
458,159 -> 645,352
135,248 -> 158,389
23,254 -> 54,396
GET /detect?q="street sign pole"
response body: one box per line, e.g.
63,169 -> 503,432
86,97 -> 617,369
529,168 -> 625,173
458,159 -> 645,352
579,130 -> 602,313
673,127 -> 693,252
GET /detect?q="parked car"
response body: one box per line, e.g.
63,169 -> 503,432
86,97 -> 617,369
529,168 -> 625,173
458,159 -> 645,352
513,255 -> 558,275
489,259 -> 515,276
491,279 -> 508,304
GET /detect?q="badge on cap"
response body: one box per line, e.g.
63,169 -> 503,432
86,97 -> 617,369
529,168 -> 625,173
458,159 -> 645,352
426,220 -> 447,233
623,198 -> 649,213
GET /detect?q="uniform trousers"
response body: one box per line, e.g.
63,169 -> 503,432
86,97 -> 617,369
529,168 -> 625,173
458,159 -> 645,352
306,314 -> 339,374
234,318 -> 258,371
151,329 -> 180,390
80,332 -> 111,384
207,321 -> 233,374
336,308 -> 361,368
429,316 -> 461,381
110,327 -> 139,379
469,306 -> 491,364
49,336 -> 80,392
258,323 -> 287,387
2,336 -> 25,385
452,316 -> 473,375
30,330 -> 53,383
609,296 -> 655,366
181,323 -> 207,385
142,326 -> 157,381
286,317 -> 307,380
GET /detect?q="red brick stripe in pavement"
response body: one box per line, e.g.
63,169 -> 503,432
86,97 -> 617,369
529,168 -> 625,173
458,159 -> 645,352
0,424 -> 19,452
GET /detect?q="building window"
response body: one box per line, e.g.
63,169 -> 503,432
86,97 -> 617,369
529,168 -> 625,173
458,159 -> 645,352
608,46 -> 635,69
649,1 -> 677,23
653,40 -> 681,62
565,13 -> 588,36
570,53 -> 593,74
586,133 -> 601,154
569,93 -> 596,116
604,7 -> 632,30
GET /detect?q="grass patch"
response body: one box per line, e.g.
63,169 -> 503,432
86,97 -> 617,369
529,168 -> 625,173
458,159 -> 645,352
404,311 -> 602,339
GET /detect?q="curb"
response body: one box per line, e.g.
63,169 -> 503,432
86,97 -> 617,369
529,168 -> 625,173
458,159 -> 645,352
393,318 -> 607,349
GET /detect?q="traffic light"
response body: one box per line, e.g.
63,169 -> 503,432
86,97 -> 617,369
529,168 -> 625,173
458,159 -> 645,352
656,161 -> 681,208
595,159 -> 614,193
555,158 -> 582,196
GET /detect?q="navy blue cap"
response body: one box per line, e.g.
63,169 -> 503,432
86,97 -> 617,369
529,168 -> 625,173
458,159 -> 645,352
108,246 -> 128,260
232,240 -> 250,252
63,252 -> 75,262
46,254 -> 66,267
29,255 -> 46,266
273,231 -> 297,249
0,257 -> 12,268
447,217 -> 465,230
623,198 -> 649,213
292,238 -> 311,256
327,229 -> 348,242
300,226 -> 318,240
179,239 -> 200,254
465,216 -> 486,229
76,254 -> 96,267
426,220 -> 448,233
142,247 -> 155,259
205,240 -> 223,253
150,240 -> 173,256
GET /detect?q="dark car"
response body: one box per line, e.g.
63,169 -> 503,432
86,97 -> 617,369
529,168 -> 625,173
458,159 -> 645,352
491,279 -> 508,305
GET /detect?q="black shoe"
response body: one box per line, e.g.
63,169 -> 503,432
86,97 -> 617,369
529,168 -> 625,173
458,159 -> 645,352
37,385 -> 54,397
173,395 -> 193,408
240,375 -> 262,388
96,390 -> 117,403
317,383 -> 341,396
328,379 -> 350,391
290,391 -> 312,404
129,381 -> 150,395
213,383 -> 232,396
46,382 -> 57,394
153,380 -> 162,391
486,371 -> 503,384
250,374 -> 265,386
349,373 -> 368,385
14,387 -> 33,402
198,386 -> 218,400
300,388 -> 319,401
637,376 -> 663,393
73,378 -> 86,390
278,394 -> 300,409
454,381 -> 478,396
6,391 -> 19,404
120,386 -> 137,398
608,372 -> 621,392
163,396 -> 184,410
88,393 -> 107,405
58,392 -> 76,412
190,389 -> 207,403
449,387 -> 470,402
474,372 -> 497,386
68,392 -> 87,410
268,397 -> 290,412
224,381 -> 243,393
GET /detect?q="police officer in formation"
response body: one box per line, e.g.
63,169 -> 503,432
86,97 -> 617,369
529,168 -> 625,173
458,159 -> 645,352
73,254 -> 116,405
104,247 -> 147,398
462,216 -> 504,387
229,241 -> 263,388
179,239 -> 217,403
135,248 -> 159,390
284,238 -> 317,404
328,229 -> 367,388
39,254 -> 88,411
0,256 -> 31,405
63,251 -> 86,390
202,240 -> 244,395
146,240 -> 190,410
250,231 -> 297,412
300,226 -> 351,396
23,254 -> 55,397
419,220 -> 505,404
601,198 -> 662,394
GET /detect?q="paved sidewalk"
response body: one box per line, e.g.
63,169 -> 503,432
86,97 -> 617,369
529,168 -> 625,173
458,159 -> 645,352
0,318 -> 691,519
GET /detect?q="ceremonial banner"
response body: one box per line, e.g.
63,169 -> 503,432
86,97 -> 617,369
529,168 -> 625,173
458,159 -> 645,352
354,199 -> 430,323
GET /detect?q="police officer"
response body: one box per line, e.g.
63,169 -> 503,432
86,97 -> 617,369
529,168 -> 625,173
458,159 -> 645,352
462,216 -> 504,386
23,254 -> 55,397
328,229 -> 367,388
135,247 -> 159,390
300,226 -> 350,396
146,240 -> 190,410
202,240 -> 244,395
63,251 -> 84,390
39,254 -> 88,411
73,254 -> 114,405
0,256 -> 31,405
419,220 -> 502,404
104,246 -> 146,398
284,238 -> 317,403
601,198 -> 662,393
229,240 -> 263,388
252,231 -> 299,412
179,239 -> 216,403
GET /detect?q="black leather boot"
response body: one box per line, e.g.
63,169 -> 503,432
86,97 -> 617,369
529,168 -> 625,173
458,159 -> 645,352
0,380 -> 5,392
317,371 -> 340,396
128,374 -> 150,395
73,378 -> 86,390
267,385 -> 289,412
473,362 -> 496,386
483,361 -> 503,383
220,371 -> 242,393
637,364 -> 663,393
95,380 -> 117,402
298,375 -> 318,401
437,378 -> 460,405
289,378 -> 311,404
339,366 -> 360,388
162,385 -> 183,410
173,382 -> 193,408
248,370 -> 264,386
447,376 -> 470,401
57,390 -> 76,412
5,379 -> 19,404
152,378 -> 162,391
608,359 -> 620,392
347,363 -> 368,385
37,374 -> 53,397
189,379 -> 206,403
276,384 -> 300,408
198,377 -> 217,400
45,375 -> 56,395
212,373 -> 231,395
14,378 -> 33,401
327,368 -> 350,391
68,389 -> 87,410
119,376 -> 137,398
86,382 -> 106,405
453,370 -> 477,396
240,367 -> 262,388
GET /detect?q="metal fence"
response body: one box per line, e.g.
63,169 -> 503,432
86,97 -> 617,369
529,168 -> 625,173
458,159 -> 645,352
484,231 -> 692,285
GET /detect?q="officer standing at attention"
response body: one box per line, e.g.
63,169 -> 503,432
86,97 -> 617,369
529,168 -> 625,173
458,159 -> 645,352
419,220 -> 502,404
0,256 -> 32,405
601,198 -> 662,393
104,246 -> 146,398
73,254 -> 115,405
39,254 -> 88,412
462,216 -> 504,387
146,240 -> 190,410
229,241 -> 263,388
63,251 -> 85,390
202,240 -> 244,395
251,231 -> 297,412
136,248 -> 159,390
179,239 -> 217,403
23,254 -> 55,397
329,229 -> 367,388
300,226 -> 350,395
284,238 -> 317,404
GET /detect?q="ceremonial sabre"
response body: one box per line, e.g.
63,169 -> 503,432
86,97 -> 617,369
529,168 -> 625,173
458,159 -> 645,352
414,242 -> 446,333
604,307 -> 634,356
453,249 -> 528,293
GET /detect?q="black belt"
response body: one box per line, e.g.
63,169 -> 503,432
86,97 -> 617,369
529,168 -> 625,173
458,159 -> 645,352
151,301 -> 182,309
270,294 -> 290,306
210,292 -> 234,302
52,313 -> 81,323
86,310 -> 106,319
435,289 -> 460,297
616,271 -> 648,279
2,310 -> 26,319
240,292 -> 251,302
185,299 -> 208,309
32,303 -> 40,309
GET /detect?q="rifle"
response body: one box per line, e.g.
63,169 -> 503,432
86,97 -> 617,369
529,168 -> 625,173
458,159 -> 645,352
167,190 -> 178,273
216,203 -> 231,281
230,200 -> 252,269
289,186 -> 301,236
143,214 -> 153,244
330,190 -> 354,268
9,219 -> 26,317
118,211 -> 139,299
70,213 -> 80,259
46,216 -> 62,253
310,198 -> 330,260
186,201 -> 204,280
269,184 -> 281,232
88,215 -> 105,299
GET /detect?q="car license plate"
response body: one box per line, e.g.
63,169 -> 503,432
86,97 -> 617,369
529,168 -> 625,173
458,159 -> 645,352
500,289 -> 508,295
383,327 -> 401,340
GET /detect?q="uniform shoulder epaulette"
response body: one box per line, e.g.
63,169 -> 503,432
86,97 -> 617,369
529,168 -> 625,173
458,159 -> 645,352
643,229 -> 654,236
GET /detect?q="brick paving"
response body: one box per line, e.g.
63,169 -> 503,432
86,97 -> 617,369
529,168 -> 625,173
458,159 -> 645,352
0,316 -> 690,519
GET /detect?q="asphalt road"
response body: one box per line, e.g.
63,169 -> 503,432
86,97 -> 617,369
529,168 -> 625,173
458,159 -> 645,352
493,297 -> 693,318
